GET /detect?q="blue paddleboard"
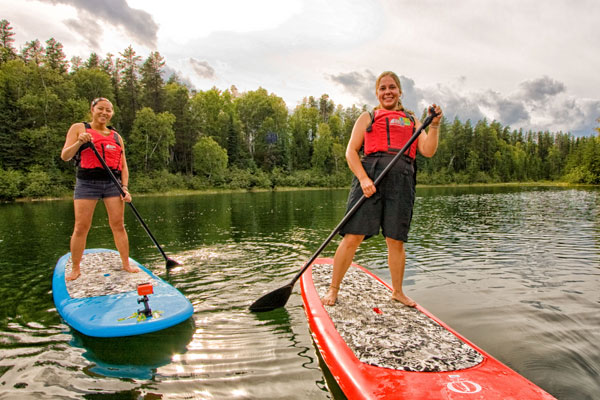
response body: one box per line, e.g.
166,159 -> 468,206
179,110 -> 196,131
53,248 -> 193,337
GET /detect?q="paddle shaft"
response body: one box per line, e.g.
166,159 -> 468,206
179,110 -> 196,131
85,143 -> 173,264
288,109 -> 439,285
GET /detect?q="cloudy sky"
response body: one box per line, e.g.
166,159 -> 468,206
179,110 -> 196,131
2,0 -> 599,135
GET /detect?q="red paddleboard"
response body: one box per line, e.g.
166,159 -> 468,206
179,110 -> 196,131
300,258 -> 556,400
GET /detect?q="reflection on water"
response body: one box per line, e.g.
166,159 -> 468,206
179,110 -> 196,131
72,318 -> 196,380
0,186 -> 598,399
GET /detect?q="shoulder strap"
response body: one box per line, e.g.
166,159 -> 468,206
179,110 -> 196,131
403,111 -> 416,133
108,126 -> 122,147
366,110 -> 376,132
73,122 -> 91,166
83,122 -> 122,147
366,109 -> 415,132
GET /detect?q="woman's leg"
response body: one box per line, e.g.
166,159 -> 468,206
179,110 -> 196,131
67,199 -> 98,281
104,196 -> 138,273
321,234 -> 364,305
386,237 -> 416,307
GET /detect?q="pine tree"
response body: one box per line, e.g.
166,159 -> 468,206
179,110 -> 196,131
164,81 -> 194,173
140,51 -> 165,112
70,56 -> 83,72
0,79 -> 24,169
117,46 -> 141,137
0,19 -> 17,64
44,38 -> 68,73
86,52 -> 100,69
20,39 -> 43,66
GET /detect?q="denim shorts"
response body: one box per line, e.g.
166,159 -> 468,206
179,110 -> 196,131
339,153 -> 416,242
73,178 -> 121,200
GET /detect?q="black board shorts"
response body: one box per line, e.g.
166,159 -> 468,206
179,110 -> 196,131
339,153 -> 416,242
74,178 -> 121,200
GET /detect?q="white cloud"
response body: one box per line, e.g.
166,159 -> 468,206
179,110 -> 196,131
327,70 -> 377,106
127,0 -> 303,44
1,0 -> 598,135
38,0 -> 159,48
189,58 -> 216,80
519,76 -> 566,104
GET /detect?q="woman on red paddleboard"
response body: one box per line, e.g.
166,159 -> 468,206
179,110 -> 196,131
322,71 -> 442,307
60,98 -> 139,281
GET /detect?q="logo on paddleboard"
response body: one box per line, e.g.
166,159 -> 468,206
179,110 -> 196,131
446,374 -> 482,394
118,310 -> 163,322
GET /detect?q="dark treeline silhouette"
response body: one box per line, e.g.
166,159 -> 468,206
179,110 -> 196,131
1,20 -> 599,201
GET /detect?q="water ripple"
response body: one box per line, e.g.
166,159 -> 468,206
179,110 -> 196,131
0,187 -> 598,399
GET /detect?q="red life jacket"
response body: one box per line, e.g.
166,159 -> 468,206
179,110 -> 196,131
78,122 -> 123,171
364,109 -> 417,158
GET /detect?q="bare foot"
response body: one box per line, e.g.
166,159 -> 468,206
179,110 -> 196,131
392,291 -> 416,307
66,268 -> 81,281
122,264 -> 140,273
321,286 -> 339,306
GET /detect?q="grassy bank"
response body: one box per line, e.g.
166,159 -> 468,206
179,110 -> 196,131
11,180 -> 594,204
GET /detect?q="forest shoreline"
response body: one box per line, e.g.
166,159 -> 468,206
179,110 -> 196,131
11,181 -> 592,204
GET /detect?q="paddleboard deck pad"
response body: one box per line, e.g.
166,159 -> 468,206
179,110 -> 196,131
301,258 -> 556,400
53,248 -> 193,338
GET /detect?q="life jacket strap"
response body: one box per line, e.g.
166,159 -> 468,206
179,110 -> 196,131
366,110 -> 416,158
74,122 -> 122,167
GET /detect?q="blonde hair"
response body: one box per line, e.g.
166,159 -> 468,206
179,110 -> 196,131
374,71 -> 413,115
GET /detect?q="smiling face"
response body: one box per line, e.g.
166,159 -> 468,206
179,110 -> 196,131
376,73 -> 402,110
90,99 -> 114,124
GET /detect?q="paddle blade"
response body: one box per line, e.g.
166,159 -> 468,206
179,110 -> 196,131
166,258 -> 181,269
249,284 -> 293,312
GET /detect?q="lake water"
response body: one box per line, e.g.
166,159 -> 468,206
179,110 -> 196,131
0,186 -> 598,399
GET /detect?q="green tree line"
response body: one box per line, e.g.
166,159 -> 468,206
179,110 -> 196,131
1,19 -> 599,201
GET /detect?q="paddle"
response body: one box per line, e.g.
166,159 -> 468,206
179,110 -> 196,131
249,106 -> 440,312
83,142 -> 181,270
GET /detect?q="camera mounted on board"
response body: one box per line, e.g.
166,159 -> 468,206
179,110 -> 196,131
137,282 -> 154,318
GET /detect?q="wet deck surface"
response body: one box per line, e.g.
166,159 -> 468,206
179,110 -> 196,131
65,251 -> 156,299
312,264 -> 484,372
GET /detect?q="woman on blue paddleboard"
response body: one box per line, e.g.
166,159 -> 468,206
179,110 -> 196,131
60,98 -> 139,281
322,71 -> 442,307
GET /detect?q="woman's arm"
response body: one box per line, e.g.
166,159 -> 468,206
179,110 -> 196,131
346,112 -> 376,198
417,105 -> 443,158
118,135 -> 132,202
60,123 -> 90,161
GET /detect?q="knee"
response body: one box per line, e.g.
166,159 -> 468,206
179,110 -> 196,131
342,234 -> 364,249
73,221 -> 91,236
386,238 -> 405,251
109,219 -> 126,233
